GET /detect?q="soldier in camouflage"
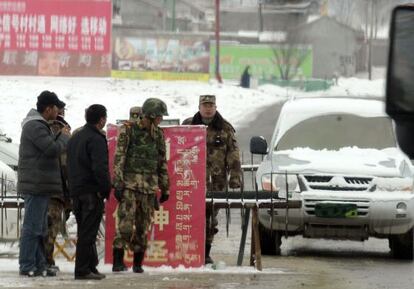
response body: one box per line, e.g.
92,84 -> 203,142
112,98 -> 170,273
45,100 -> 71,272
109,106 -> 143,273
183,94 -> 242,264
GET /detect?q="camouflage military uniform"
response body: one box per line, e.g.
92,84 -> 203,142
112,114 -> 169,253
45,198 -> 65,265
183,95 -> 242,248
45,117 -> 71,267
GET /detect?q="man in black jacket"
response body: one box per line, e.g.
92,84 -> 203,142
66,104 -> 111,280
18,91 -> 70,277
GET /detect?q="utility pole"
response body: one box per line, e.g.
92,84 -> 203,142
162,0 -> 167,31
258,0 -> 264,32
172,0 -> 176,32
368,0 -> 375,80
215,0 -> 223,83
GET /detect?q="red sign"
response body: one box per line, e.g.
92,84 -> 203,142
0,0 -> 111,53
0,0 -> 111,76
105,125 -> 207,268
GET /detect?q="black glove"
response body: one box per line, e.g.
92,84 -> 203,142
229,176 -> 241,189
159,194 -> 169,204
114,189 -> 123,202
154,197 -> 160,211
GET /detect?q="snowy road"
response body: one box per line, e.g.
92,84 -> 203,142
0,235 -> 412,289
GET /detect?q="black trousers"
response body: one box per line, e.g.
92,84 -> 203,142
72,193 -> 104,276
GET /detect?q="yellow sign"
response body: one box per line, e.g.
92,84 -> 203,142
112,70 -> 209,81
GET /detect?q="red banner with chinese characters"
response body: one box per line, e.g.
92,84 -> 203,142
0,0 -> 111,76
105,125 -> 206,268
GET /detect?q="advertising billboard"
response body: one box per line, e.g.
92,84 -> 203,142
112,36 -> 210,81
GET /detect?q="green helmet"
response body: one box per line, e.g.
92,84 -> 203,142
142,98 -> 169,118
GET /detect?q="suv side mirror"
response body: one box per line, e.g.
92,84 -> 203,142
386,5 -> 414,122
250,136 -> 268,155
386,5 -> 414,159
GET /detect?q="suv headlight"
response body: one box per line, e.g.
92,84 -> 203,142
261,173 -> 300,197
370,177 -> 413,193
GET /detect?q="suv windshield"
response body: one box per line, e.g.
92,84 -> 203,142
275,114 -> 396,151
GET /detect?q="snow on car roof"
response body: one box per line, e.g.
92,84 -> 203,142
282,97 -> 386,117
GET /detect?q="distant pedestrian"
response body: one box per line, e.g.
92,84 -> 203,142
67,104 -> 111,280
240,66 -> 251,88
18,91 -> 70,277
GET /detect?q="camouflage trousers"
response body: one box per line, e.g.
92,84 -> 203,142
206,204 -> 219,246
112,190 -> 156,253
45,198 -> 64,266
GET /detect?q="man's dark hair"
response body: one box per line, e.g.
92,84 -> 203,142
85,104 -> 107,125
36,90 -> 60,113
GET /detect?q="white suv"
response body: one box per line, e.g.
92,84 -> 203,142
251,97 -> 414,259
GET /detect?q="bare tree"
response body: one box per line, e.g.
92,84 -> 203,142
271,43 -> 311,81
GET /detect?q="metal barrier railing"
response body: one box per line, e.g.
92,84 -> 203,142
0,152 -> 302,269
0,174 -> 22,242
205,159 -> 303,270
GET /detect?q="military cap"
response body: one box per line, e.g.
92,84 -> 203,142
199,94 -> 216,104
129,106 -> 142,121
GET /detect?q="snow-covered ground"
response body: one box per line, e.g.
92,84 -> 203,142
0,76 -> 384,144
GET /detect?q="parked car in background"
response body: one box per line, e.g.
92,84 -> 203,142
251,97 -> 414,260
0,133 -> 18,171
0,132 -> 18,194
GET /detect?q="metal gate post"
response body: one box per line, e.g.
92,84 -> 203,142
237,208 -> 250,266
250,206 -> 262,271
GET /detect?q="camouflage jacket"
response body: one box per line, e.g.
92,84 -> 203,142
113,120 -> 169,195
183,111 -> 242,191
49,116 -> 71,200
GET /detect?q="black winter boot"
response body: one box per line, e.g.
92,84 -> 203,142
205,244 -> 214,264
133,252 -> 145,273
112,248 -> 128,272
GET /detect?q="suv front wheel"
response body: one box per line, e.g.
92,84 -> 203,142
258,222 -> 282,255
389,228 -> 414,260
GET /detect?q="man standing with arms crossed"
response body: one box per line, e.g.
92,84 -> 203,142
112,98 -> 170,273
